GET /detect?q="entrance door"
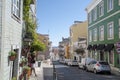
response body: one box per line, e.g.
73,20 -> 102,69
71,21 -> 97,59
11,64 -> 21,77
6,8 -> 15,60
100,51 -> 104,61
109,51 -> 114,64
12,49 -> 19,78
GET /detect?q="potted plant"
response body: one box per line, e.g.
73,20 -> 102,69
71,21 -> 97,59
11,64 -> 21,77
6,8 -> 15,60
23,66 -> 31,74
19,58 -> 28,67
8,50 -> 17,61
12,77 -> 17,80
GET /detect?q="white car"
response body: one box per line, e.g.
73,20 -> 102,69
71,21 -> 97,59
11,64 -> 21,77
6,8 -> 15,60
59,60 -> 65,64
86,61 -> 111,74
64,59 -> 71,65
78,57 -> 94,70
67,60 -> 78,66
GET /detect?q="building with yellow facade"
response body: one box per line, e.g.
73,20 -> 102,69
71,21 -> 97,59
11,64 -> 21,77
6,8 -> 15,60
69,21 -> 88,60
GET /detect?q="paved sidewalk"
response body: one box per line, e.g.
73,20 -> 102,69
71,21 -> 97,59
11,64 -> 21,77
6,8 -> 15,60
29,62 -> 43,80
29,61 -> 53,80
111,66 -> 120,76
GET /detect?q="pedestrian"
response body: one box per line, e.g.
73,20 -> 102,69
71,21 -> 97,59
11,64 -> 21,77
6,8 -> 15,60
30,53 -> 37,76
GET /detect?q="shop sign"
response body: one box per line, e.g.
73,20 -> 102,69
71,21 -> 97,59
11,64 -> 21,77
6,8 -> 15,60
116,48 -> 120,54
116,42 -> 120,48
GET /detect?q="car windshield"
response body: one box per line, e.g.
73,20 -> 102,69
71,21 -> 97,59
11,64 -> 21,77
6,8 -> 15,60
99,62 -> 109,65
73,60 -> 77,62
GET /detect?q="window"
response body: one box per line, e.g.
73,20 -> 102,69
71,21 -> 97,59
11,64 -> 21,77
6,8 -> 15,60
12,0 -> 21,19
107,22 -> 114,39
93,28 -> 97,41
99,1 -> 104,17
88,12 -> 92,24
89,30 -> 92,42
119,0 -> 120,5
99,26 -> 104,41
93,8 -> 97,21
119,19 -> 120,38
107,0 -> 113,12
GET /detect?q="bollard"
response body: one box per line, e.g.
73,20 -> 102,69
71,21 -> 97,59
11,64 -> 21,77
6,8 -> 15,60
38,61 -> 41,67
53,63 -> 57,80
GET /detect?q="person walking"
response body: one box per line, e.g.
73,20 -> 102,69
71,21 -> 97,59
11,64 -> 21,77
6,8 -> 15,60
30,53 -> 37,76
28,53 -> 37,76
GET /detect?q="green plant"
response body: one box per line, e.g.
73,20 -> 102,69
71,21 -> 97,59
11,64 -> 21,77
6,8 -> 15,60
12,77 -> 17,80
9,50 -> 17,56
23,66 -> 31,70
23,66 -> 31,74
19,58 -> 28,67
21,58 -> 28,63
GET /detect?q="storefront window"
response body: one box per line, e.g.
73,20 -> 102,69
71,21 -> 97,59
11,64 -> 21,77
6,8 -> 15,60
117,56 -> 120,66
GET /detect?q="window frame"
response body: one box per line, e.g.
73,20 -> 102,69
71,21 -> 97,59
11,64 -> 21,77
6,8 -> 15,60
119,0 -> 120,5
89,30 -> 92,42
93,7 -> 97,21
93,28 -> 97,41
11,0 -> 21,20
99,1 -> 104,17
119,19 -> 120,38
88,12 -> 92,24
107,22 -> 114,40
107,0 -> 113,12
99,25 -> 104,41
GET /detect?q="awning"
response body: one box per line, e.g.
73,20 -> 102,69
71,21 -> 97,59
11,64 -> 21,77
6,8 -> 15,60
97,44 -> 105,50
87,45 -> 92,50
92,45 -> 97,50
104,44 -> 114,51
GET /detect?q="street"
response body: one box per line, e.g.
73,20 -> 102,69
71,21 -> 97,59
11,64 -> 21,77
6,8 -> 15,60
53,61 -> 120,80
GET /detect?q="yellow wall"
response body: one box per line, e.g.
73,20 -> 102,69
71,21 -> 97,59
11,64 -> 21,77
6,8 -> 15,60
70,21 -> 88,44
37,34 -> 49,47
65,44 -> 70,59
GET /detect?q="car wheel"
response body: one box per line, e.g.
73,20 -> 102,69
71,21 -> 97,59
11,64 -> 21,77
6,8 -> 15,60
108,72 -> 111,75
94,69 -> 97,74
86,68 -> 88,72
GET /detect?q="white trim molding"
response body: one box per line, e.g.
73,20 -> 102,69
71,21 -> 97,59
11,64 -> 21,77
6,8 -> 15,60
107,0 -> 114,12
107,21 -> 114,40
99,25 -> 104,41
88,10 -> 120,28
86,0 -> 102,13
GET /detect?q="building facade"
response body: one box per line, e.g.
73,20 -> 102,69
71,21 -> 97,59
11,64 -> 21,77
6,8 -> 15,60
0,0 -> 23,80
69,21 -> 88,60
86,0 -> 120,69
58,37 -> 70,60
37,33 -> 51,60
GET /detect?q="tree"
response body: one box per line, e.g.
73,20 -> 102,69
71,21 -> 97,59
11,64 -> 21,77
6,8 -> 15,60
23,0 -> 46,52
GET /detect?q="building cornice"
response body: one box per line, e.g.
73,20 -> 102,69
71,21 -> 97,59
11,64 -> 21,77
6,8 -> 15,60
86,0 -> 102,13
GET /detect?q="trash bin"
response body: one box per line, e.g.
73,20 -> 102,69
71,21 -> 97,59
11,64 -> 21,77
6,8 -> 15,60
38,61 -> 41,67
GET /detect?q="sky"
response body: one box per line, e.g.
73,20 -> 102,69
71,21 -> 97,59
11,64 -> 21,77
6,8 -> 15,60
36,0 -> 92,46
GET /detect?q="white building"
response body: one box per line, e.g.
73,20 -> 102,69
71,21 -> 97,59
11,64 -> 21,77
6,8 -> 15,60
0,0 -> 23,80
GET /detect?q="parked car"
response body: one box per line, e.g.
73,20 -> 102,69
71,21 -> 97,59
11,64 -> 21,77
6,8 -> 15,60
59,60 -> 65,64
67,60 -> 78,66
78,57 -> 94,70
86,61 -> 111,74
64,59 -> 71,65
